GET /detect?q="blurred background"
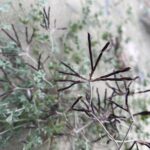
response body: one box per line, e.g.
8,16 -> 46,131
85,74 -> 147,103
1,0 -> 150,78
0,0 -> 150,150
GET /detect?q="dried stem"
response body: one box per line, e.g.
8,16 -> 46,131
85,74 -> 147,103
88,33 -> 94,74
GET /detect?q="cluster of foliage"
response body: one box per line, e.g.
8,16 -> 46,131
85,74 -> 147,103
0,1 -> 65,149
0,0 -> 150,150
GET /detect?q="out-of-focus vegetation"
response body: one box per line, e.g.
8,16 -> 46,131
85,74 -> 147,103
0,0 -> 150,150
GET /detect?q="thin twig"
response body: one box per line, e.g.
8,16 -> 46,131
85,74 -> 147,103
118,122 -> 133,150
90,41 -> 110,77
92,113 -> 119,148
100,67 -> 130,79
88,33 -> 94,74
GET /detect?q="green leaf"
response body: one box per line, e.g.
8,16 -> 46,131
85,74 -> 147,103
6,112 -> 13,125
